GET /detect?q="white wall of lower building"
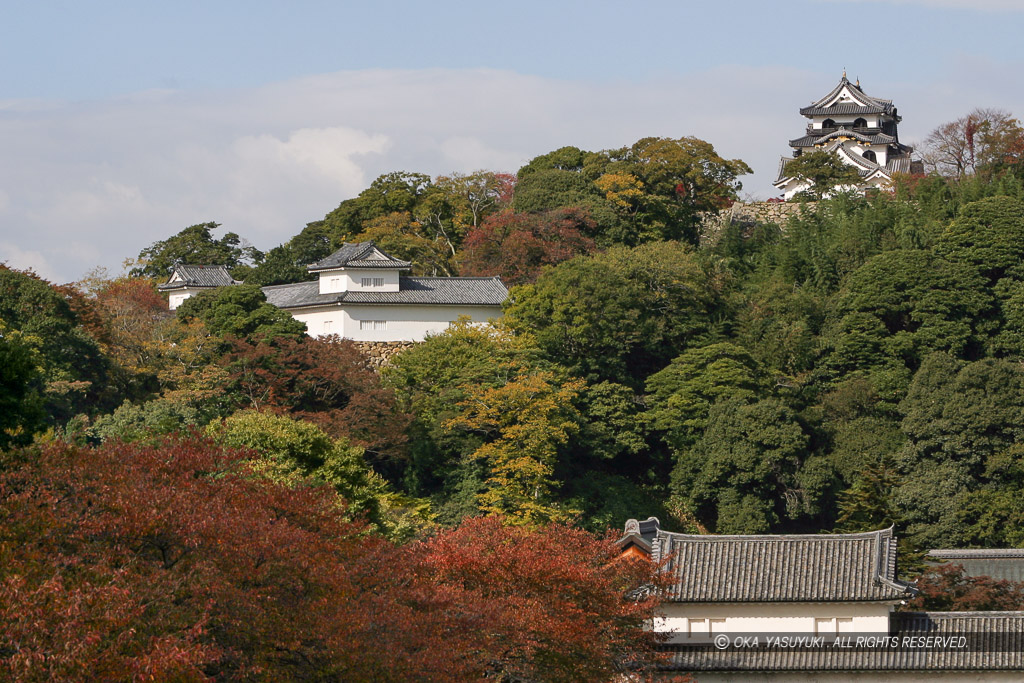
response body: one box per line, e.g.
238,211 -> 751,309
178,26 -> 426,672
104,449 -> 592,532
167,289 -> 200,310
287,304 -> 502,341
655,602 -> 893,639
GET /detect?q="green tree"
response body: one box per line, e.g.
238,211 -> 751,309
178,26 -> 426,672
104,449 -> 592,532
321,172 -> 434,242
834,459 -> 902,532
644,342 -> 770,453
213,410 -> 390,527
0,266 -> 117,423
671,398 -> 822,534
503,242 -> 724,386
821,250 -> 992,395
133,222 -> 263,279
934,196 -> 1024,286
895,354 -> 1024,547
382,320 -> 542,500
604,136 -> 751,243
176,284 -> 307,340
784,149 -> 863,201
0,325 -> 45,448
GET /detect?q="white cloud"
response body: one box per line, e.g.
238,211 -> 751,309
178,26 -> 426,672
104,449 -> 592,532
0,65 -> 1022,283
0,242 -> 58,282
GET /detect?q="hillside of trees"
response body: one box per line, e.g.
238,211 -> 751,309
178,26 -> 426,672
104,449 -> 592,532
3,116 -> 1024,678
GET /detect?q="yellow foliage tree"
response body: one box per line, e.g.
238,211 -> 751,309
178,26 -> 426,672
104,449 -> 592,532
445,370 -> 584,526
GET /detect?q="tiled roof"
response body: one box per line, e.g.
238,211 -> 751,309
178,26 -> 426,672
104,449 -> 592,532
886,156 -> 919,174
663,612 -> 1024,672
653,527 -> 915,603
307,242 -> 412,272
774,156 -> 794,184
262,277 -> 508,310
802,76 -> 895,117
929,549 -> 1024,582
789,129 -> 896,148
800,103 -> 892,117
157,264 -> 238,291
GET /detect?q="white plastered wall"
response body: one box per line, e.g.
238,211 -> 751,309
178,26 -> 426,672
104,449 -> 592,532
288,304 -> 502,341
654,602 -> 892,638
167,288 -> 201,310
318,268 -> 401,294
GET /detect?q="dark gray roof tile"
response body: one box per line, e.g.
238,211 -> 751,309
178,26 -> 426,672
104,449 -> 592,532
263,276 -> 507,309
307,242 -> 412,272
158,264 -> 238,290
655,528 -> 914,603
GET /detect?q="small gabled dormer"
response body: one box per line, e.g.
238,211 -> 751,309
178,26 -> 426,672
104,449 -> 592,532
306,242 -> 411,295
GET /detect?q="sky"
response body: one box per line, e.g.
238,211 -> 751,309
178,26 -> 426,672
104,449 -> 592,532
2,0 -> 1023,283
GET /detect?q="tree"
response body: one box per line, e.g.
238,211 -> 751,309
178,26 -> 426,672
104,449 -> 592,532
133,222 -> 263,279
0,326 -> 45,448
433,170 -> 515,231
922,108 -> 1024,178
606,136 -> 751,243
821,250 -> 992,393
503,242 -> 724,386
382,319 -> 542,504
783,149 -> 863,200
644,342 -> 770,453
0,437 -> 468,680
671,398 -> 823,534
222,334 -> 411,460
445,370 -> 584,525
321,171 -> 434,243
245,222 -> 334,286
460,207 -> 598,285
176,284 -> 307,340
906,563 -> 1024,611
418,515 -> 666,683
0,265 -> 117,423
213,410 -> 392,529
1,436 -> 666,681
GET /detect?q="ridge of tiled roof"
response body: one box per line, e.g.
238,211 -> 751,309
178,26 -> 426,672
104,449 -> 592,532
653,527 -> 915,603
663,611 -> 1024,672
307,242 -> 412,272
930,549 -> 1024,559
157,264 -> 238,290
263,276 -> 508,310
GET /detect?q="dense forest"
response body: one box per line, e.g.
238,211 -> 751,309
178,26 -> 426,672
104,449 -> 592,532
4,116 -> 1024,678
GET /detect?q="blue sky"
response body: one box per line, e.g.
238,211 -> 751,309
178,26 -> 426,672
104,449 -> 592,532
2,0 -> 1024,281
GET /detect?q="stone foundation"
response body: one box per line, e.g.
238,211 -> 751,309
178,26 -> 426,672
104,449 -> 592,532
700,201 -> 818,245
351,340 -> 418,370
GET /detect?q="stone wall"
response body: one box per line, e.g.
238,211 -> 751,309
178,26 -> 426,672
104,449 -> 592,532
351,340 -> 418,370
700,201 -> 818,244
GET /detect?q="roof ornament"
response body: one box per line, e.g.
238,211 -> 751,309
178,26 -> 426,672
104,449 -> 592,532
842,68 -> 847,79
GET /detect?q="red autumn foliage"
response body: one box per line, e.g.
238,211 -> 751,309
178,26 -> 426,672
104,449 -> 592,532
460,207 -> 598,285
418,515 -> 665,682
905,562 -> 1024,611
222,334 -> 411,459
0,437 -> 669,682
